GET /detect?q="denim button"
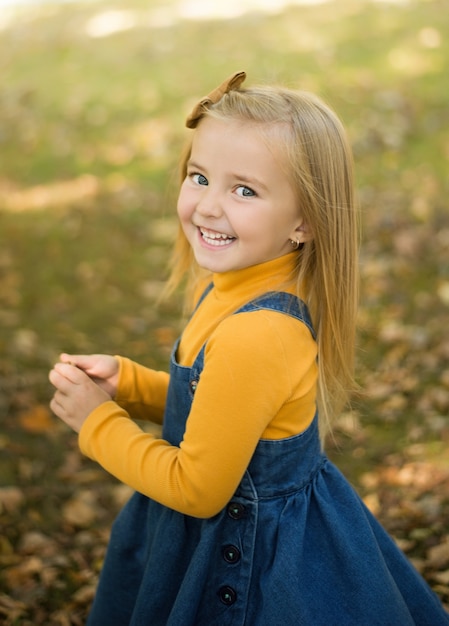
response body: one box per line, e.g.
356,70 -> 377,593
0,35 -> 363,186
218,585 -> 237,606
227,502 -> 246,520
222,545 -> 241,564
189,380 -> 198,393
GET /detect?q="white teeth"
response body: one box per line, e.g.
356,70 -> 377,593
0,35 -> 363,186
200,228 -> 235,246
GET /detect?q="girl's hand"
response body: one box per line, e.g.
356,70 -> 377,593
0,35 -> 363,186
59,353 -> 119,397
49,362 -> 112,433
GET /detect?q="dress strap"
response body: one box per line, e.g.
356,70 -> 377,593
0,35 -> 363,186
192,282 -> 213,312
190,291 -> 315,383
234,291 -> 316,339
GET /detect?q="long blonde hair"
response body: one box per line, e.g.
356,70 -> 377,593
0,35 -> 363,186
167,84 -> 359,441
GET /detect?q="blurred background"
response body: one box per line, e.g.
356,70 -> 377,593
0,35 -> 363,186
1,0 -> 448,622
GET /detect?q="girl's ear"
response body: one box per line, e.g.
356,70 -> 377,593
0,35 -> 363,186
292,221 -> 313,244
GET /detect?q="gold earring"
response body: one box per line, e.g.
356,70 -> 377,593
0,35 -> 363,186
290,239 -> 300,250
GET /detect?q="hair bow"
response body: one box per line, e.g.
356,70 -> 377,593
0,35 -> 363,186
185,71 -> 246,129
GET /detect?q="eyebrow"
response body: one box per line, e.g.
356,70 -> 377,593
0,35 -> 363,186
186,159 -> 204,171
235,174 -> 269,192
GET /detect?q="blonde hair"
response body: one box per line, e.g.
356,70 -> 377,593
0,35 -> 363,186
167,84 -> 359,441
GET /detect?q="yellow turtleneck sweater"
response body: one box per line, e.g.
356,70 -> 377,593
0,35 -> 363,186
79,253 -> 318,518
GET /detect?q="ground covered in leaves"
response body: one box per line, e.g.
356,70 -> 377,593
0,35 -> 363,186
1,0 -> 449,623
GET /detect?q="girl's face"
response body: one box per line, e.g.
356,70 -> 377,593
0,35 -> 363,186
177,117 -> 306,274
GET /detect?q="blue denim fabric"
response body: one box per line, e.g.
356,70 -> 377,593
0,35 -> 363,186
87,292 -> 449,625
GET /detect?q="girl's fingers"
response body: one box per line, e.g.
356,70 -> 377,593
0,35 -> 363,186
49,368 -> 70,394
50,390 -> 65,413
55,362 -> 83,381
60,353 -> 92,370
49,362 -> 89,390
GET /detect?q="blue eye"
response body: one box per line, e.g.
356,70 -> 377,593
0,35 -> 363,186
192,173 -> 208,186
236,185 -> 255,197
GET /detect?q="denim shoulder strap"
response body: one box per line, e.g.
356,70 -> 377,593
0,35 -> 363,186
234,291 -> 315,339
190,291 -> 316,382
192,282 -> 213,312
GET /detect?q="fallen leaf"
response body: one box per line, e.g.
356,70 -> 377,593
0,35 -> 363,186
18,405 -> 54,434
427,539 -> 449,570
18,531 -> 58,557
0,593 -> 27,622
62,490 -> 100,527
72,584 -> 96,605
0,486 -> 24,514
432,570 -> 449,585
4,556 -> 42,589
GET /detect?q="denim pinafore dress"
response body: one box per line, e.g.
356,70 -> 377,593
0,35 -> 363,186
87,292 -> 449,626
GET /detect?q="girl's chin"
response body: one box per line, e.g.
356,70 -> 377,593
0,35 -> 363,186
192,250 -> 237,274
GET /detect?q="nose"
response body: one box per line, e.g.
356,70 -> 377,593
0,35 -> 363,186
195,187 -> 223,219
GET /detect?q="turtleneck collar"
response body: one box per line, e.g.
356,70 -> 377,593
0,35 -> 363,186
211,253 -> 298,301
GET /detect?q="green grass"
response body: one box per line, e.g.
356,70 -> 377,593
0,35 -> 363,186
1,0 -> 448,470
0,0 -> 447,456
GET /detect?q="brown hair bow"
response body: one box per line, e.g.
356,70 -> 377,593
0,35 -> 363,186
185,71 -> 246,129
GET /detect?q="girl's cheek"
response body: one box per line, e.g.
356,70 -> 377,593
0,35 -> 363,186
177,189 -> 195,223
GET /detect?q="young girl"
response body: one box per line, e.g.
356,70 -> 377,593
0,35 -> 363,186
49,71 -> 449,625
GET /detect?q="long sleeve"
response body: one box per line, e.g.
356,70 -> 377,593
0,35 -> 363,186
78,310 -> 317,518
114,356 -> 169,424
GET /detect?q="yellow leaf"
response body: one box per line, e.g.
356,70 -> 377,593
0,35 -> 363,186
0,487 -> 24,514
62,490 -> 99,527
427,539 -> 449,569
18,405 -> 53,434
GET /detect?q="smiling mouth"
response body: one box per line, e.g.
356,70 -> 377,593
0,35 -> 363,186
199,227 -> 236,246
